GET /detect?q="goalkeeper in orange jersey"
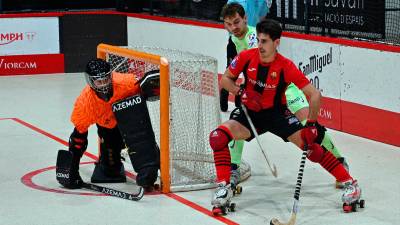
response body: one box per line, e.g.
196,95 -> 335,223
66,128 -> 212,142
56,58 -> 161,191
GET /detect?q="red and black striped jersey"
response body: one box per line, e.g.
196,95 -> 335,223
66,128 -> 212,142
228,48 -> 310,110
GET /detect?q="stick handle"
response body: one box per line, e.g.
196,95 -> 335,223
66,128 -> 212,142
241,104 -> 278,177
293,149 -> 307,202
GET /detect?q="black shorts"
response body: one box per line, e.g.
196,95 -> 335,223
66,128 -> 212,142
230,105 -> 303,142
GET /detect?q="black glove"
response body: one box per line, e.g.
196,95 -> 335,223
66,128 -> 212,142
56,150 -> 83,189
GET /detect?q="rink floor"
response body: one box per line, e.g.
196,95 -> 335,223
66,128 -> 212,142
0,73 -> 399,225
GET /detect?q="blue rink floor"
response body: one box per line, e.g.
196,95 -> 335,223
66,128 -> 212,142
0,73 -> 399,225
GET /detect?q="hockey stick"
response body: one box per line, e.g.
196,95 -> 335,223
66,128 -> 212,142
241,104 -> 278,178
82,182 -> 144,201
270,145 -> 308,225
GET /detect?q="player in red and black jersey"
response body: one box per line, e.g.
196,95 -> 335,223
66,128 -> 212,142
209,19 -> 362,213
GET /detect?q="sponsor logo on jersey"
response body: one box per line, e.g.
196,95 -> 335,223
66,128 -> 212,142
112,96 -> 142,112
270,72 -> 277,79
248,67 -> 256,72
230,56 -> 238,69
248,78 -> 276,89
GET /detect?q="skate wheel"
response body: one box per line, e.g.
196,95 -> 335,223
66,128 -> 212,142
229,203 -> 236,212
351,203 -> 357,212
221,207 -> 227,215
343,203 -> 352,213
359,199 -> 365,208
212,207 -> 222,216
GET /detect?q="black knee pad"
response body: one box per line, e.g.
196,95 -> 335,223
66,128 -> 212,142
136,166 -> 158,187
315,122 -> 327,144
229,107 -> 242,120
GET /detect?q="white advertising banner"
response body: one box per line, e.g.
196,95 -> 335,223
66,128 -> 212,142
0,17 -> 60,55
280,37 -> 342,99
340,46 -> 400,113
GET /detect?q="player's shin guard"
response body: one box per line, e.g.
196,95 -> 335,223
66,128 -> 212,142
229,140 -> 244,186
229,140 -> 244,166
321,132 -> 342,158
209,126 -> 233,183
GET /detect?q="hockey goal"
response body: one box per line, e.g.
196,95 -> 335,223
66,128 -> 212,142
97,43 -> 250,193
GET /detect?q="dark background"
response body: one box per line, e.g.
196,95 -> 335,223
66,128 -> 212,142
0,0 -> 399,45
60,14 -> 127,72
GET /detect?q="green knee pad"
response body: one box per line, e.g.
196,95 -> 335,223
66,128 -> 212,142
321,133 -> 342,158
229,140 -> 244,166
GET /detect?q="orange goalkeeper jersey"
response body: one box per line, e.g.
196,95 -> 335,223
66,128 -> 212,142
71,72 -> 140,133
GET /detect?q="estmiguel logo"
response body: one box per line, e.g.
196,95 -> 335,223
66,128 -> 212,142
0,32 -> 36,45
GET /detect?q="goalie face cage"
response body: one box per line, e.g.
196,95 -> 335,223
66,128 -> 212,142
98,43 -> 224,193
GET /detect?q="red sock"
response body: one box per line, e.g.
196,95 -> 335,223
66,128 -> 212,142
210,125 -> 233,183
319,150 -> 352,182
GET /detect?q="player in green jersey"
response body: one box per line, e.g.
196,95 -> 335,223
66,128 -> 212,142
220,2 -> 349,189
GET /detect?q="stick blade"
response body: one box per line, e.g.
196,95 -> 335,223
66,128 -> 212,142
272,164 -> 278,178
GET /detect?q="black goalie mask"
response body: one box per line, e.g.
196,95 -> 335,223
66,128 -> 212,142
85,59 -> 113,101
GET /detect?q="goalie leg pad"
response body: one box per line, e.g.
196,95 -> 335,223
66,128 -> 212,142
113,95 -> 160,187
56,150 -> 83,189
136,166 -> 158,188
91,125 -> 126,183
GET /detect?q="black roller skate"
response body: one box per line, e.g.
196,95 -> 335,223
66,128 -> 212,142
211,181 -> 236,216
342,179 -> 365,212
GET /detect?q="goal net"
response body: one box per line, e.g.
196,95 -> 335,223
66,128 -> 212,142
97,43 -> 250,193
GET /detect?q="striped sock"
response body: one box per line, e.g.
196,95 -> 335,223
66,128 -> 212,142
319,150 -> 352,182
210,126 -> 233,183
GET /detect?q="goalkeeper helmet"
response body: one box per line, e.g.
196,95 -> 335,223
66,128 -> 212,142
85,59 -> 113,101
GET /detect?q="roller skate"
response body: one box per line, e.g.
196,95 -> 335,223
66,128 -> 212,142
335,157 -> 350,189
342,179 -> 365,212
211,181 -> 236,216
230,167 -> 242,195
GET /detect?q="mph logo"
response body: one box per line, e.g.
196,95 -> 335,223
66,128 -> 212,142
0,32 -> 36,45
